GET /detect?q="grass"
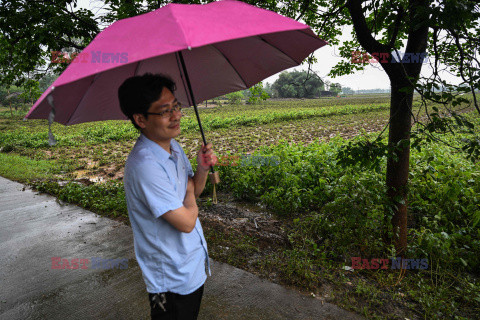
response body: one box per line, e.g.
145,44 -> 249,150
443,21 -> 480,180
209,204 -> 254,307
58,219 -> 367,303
0,152 -> 68,183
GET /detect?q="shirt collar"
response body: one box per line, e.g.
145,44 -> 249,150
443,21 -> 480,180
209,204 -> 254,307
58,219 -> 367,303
139,133 -> 179,164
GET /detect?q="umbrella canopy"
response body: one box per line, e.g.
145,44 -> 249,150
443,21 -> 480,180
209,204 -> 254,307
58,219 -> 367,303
25,0 -> 327,126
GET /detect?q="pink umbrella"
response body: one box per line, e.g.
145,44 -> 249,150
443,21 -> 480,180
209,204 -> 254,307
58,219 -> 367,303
25,0 -> 327,178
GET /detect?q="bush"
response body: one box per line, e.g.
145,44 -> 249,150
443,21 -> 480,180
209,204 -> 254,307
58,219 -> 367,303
225,91 -> 244,105
209,131 -> 480,274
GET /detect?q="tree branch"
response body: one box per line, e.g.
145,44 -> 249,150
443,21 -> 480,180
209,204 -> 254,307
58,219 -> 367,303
295,0 -> 311,21
387,5 -> 404,48
403,0 -> 429,77
448,28 -> 480,114
346,0 -> 393,76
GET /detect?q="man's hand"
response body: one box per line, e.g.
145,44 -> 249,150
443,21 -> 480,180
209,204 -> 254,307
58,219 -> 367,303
197,142 -> 218,172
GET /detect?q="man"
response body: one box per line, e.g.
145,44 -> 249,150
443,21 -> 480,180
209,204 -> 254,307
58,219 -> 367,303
118,73 -> 217,320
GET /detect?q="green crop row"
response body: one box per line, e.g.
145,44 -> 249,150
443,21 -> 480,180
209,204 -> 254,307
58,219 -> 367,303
0,102 -> 389,149
179,103 -> 389,131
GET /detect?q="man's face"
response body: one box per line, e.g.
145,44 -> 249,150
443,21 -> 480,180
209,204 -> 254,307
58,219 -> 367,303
134,87 -> 182,144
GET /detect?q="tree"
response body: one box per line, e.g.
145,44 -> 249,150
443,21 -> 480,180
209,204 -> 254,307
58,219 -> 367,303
323,79 -> 331,92
272,70 -> 325,98
38,72 -> 60,92
19,78 -> 42,108
330,83 -> 342,95
224,91 -> 244,105
342,87 -> 354,95
0,1 -> 99,87
246,82 -> 270,104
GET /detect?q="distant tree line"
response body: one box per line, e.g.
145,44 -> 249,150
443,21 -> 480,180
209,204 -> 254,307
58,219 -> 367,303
268,70 -> 343,98
213,70 -> 349,105
355,88 -> 391,94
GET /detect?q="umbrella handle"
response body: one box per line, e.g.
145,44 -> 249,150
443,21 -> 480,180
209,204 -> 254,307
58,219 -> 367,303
47,92 -> 58,146
178,51 -> 220,184
208,171 -> 220,184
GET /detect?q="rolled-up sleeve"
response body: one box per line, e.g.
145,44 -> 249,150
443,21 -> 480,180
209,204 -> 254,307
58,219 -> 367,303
134,161 -> 184,218
186,158 -> 194,178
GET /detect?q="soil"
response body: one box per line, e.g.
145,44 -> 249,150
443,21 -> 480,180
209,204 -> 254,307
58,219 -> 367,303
199,194 -> 288,248
197,193 -> 290,279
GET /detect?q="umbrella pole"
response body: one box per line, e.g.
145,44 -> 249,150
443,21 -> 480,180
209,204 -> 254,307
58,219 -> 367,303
177,51 -> 221,186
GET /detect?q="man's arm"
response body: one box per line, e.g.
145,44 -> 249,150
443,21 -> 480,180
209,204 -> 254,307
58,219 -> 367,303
193,168 -> 209,199
162,178 -> 198,233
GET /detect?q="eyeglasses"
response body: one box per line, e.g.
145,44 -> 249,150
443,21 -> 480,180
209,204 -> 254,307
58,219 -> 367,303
145,104 -> 183,119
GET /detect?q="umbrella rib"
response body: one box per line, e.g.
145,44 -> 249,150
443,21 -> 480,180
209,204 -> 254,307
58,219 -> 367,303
297,28 -> 328,44
133,60 -> 141,76
257,35 -> 301,65
175,51 -> 193,106
65,74 -> 99,125
209,45 -> 249,89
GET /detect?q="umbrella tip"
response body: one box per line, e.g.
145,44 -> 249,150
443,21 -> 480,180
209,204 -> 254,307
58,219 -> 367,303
188,46 -> 192,51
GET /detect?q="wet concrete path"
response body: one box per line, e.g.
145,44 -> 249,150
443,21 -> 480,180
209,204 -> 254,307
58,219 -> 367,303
0,176 -> 363,320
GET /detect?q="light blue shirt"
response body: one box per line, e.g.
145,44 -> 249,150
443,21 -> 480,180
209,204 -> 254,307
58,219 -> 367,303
124,133 -> 210,294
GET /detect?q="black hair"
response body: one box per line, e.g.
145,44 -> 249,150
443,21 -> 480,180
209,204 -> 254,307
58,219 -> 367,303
118,73 -> 176,130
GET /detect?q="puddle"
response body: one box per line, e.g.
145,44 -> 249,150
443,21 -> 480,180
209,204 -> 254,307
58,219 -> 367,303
70,170 -> 105,184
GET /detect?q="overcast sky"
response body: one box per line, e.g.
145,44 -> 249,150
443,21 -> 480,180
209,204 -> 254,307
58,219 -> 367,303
263,25 -> 391,90
77,0 -> 460,91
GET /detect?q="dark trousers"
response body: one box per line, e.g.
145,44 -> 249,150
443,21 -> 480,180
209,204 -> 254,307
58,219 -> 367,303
148,284 -> 204,320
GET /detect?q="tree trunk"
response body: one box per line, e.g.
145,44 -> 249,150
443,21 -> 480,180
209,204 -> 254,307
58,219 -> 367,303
385,80 -> 413,256
345,0 -> 429,257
